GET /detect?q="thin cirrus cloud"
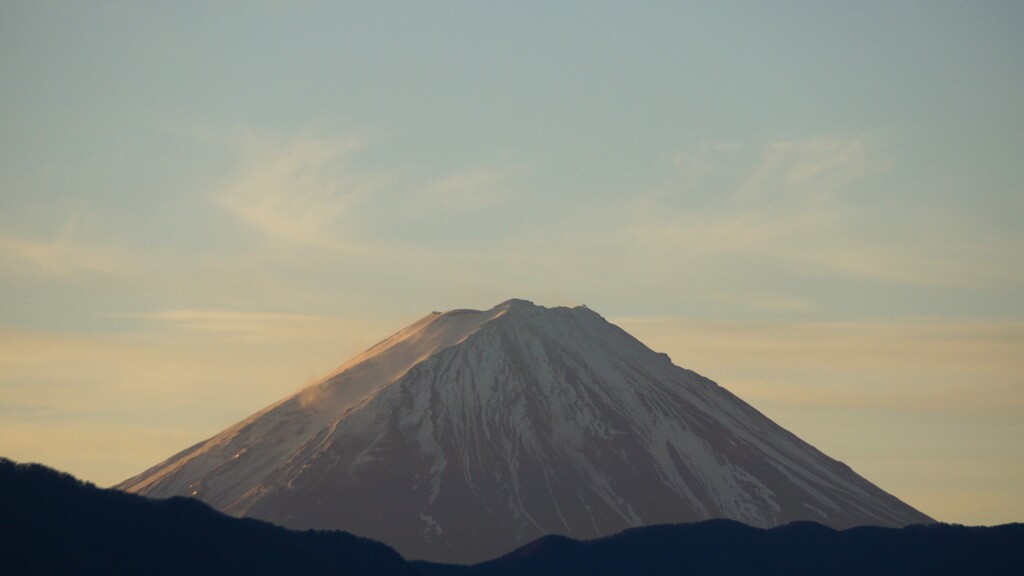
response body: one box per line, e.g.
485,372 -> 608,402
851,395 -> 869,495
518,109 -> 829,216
215,135 -> 517,253
621,136 -> 998,288
0,308 -> 395,433
0,216 -> 126,279
614,315 -> 1024,417
124,308 -> 370,344
0,308 -> 389,405
743,138 -> 880,195
605,137 -> 870,283
669,137 -> 876,200
419,168 -> 513,212
216,137 -> 375,251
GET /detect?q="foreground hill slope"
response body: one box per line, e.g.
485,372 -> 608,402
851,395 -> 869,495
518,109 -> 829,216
119,299 -> 931,563
0,458 -> 414,576
418,520 -> 1024,576
3,458 -> 1020,576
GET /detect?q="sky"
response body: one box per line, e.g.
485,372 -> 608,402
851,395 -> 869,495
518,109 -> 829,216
1,1 -> 1022,526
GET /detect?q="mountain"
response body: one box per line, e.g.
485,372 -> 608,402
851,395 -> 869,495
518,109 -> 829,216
118,299 -> 932,563
6,459 -> 1018,576
416,520 -> 1024,576
0,457 -> 414,576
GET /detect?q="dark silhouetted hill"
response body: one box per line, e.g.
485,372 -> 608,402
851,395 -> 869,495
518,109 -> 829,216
4,457 -> 1021,576
0,457 -> 415,576
417,519 -> 1024,576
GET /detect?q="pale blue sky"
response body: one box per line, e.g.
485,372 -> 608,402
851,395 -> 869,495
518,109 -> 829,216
1,2 -> 1022,525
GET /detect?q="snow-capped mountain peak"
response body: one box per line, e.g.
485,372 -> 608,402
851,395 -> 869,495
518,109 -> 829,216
118,299 -> 932,563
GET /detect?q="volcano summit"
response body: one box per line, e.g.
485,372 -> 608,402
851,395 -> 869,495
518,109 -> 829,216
118,299 -> 932,563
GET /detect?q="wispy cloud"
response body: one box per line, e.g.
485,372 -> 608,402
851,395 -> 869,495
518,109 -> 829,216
217,137 -> 378,250
0,308 -> 397,485
614,315 -> 1024,418
124,308 -> 359,343
671,142 -> 739,176
0,215 -> 126,278
626,136 -> 1006,288
739,137 -> 878,198
419,167 -> 513,212
216,136 -> 519,254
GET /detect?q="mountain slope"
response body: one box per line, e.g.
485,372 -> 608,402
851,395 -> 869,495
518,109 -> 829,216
417,520 -> 1024,576
118,299 -> 932,563
5,458 -> 1016,576
0,457 -> 415,576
